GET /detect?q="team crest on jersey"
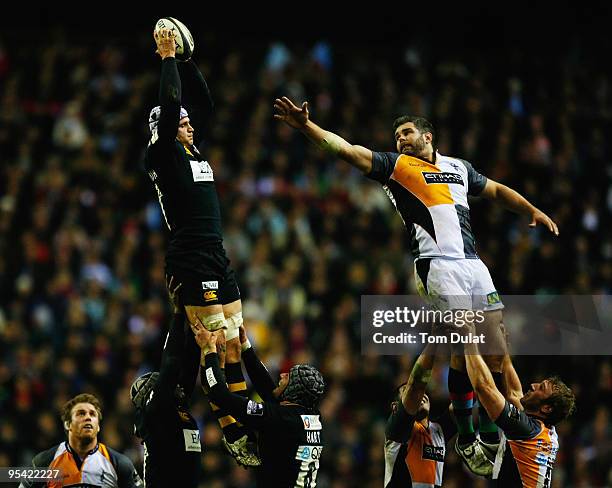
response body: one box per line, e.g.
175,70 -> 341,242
422,172 -> 464,185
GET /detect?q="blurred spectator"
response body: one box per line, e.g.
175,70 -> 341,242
1,16 -> 611,488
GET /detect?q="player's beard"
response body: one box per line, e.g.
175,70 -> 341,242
402,135 -> 427,158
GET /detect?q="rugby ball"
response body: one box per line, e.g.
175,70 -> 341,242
154,17 -> 195,62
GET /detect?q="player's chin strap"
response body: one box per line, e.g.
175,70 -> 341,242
224,311 -> 242,342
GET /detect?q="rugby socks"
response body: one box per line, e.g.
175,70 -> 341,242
209,362 -> 252,444
208,366 -> 243,443
448,367 -> 476,445
479,371 -> 502,444
225,362 -> 248,400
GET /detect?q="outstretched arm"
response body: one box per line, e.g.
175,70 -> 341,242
462,325 -> 506,421
479,179 -> 559,235
239,326 -> 277,401
177,60 -> 214,147
401,342 -> 437,415
153,28 -> 182,145
274,96 -> 373,174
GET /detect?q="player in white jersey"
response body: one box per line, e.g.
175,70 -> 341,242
273,97 -> 559,476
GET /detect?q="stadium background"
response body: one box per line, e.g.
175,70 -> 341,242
1,6 -> 611,487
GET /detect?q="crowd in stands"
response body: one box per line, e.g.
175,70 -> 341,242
1,18 -> 610,487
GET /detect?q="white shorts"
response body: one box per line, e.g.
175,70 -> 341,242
414,258 -> 504,311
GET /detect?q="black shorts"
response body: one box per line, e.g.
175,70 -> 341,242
166,247 -> 240,307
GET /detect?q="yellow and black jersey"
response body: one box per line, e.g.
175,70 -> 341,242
19,442 -> 142,488
367,152 -> 487,260
493,401 -> 559,488
384,404 -> 456,487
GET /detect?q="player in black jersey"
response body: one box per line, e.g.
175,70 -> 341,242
130,276 -> 201,488
145,28 -> 257,466
191,322 -> 326,488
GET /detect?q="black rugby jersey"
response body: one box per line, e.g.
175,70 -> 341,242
203,350 -> 324,488
144,58 -> 222,268
134,312 -> 201,488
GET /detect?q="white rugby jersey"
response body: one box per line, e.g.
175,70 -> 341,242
366,151 -> 488,260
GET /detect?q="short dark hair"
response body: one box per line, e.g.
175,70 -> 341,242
543,376 -> 576,425
392,115 -> 436,149
61,393 -> 103,427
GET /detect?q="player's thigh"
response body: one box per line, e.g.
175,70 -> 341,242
222,299 -> 242,318
469,259 -> 504,312
414,258 -> 472,310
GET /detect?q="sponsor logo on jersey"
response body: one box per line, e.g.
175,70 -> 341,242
295,445 -> 323,461
246,400 -> 264,416
205,367 -> 217,388
182,429 -> 201,452
203,290 -> 218,302
301,415 -> 322,431
422,444 -> 445,462
487,291 -> 501,305
202,281 -> 219,290
190,160 -> 214,182
422,172 -> 464,185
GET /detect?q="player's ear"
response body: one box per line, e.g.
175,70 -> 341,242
64,420 -> 70,431
541,404 -> 553,416
424,132 -> 433,145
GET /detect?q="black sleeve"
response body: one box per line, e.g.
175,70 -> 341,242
433,406 -> 457,444
242,347 -> 277,401
155,58 -> 182,145
365,151 -> 400,184
149,313 -> 185,410
111,449 -> 144,488
385,402 -> 416,443
494,401 -> 542,440
202,353 -> 279,430
177,60 -> 214,147
460,159 -> 488,196
178,322 -> 200,400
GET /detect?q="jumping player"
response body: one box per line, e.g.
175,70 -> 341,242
273,97 -> 559,475
145,28 -> 257,465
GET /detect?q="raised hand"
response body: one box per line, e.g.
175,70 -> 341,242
190,319 -> 220,353
166,274 -> 183,313
273,96 -> 310,129
529,208 -> 559,236
154,27 -> 176,59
